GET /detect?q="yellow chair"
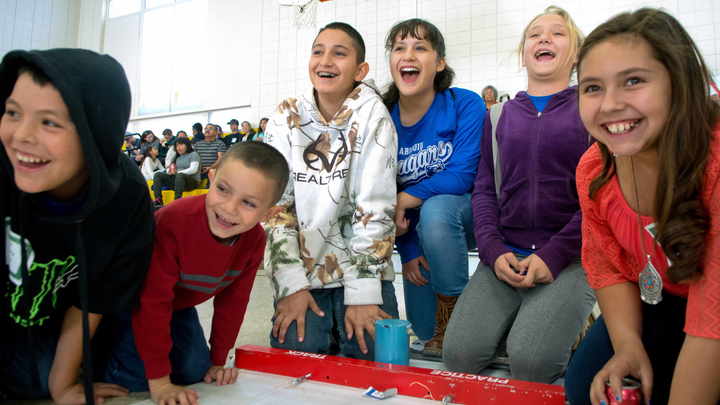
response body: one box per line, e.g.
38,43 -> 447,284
147,180 -> 209,205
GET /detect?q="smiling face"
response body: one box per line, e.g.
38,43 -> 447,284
578,36 -> 671,158
205,158 -> 276,241
309,28 -> 368,101
389,30 -> 446,99
522,14 -> 574,82
0,72 -> 87,199
241,121 -> 251,132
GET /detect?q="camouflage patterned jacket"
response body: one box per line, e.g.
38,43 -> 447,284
264,82 -> 397,305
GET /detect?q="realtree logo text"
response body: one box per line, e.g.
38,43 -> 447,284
294,169 -> 350,185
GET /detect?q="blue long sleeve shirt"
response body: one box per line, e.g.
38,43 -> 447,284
392,87 -> 486,262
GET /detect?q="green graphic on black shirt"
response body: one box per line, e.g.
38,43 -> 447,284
8,256 -> 77,327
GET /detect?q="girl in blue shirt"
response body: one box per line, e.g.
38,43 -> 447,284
383,18 -> 485,356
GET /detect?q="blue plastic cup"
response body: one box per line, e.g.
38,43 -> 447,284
374,319 -> 411,366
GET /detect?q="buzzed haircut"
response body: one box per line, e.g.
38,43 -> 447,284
317,22 -> 366,63
215,141 -> 289,204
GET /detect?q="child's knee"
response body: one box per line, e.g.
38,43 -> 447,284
171,351 -> 211,386
507,343 -> 565,383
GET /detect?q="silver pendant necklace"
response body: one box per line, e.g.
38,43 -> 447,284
630,157 -> 663,305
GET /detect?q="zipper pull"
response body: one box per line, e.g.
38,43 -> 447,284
537,112 -> 542,118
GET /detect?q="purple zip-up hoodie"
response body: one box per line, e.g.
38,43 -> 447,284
472,86 -> 590,278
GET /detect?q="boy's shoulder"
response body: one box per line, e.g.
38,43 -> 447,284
155,194 -> 205,227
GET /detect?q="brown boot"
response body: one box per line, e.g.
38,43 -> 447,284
423,294 -> 458,357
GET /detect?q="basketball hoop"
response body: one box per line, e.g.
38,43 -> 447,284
278,0 -> 332,29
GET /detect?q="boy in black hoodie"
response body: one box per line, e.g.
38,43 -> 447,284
0,49 -> 153,404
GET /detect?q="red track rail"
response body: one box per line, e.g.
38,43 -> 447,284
235,345 -> 565,404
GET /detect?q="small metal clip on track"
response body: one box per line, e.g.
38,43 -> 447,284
291,373 -> 312,386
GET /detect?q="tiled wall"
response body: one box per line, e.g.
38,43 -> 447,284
2,0 -> 718,128
0,0 -> 82,58
256,0 -> 720,117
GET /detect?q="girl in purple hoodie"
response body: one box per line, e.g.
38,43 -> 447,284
444,6 -> 595,383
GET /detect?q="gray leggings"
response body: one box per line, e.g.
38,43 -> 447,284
443,260 -> 595,383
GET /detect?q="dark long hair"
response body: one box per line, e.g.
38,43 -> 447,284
382,18 -> 455,110
175,136 -> 194,154
581,8 -> 720,283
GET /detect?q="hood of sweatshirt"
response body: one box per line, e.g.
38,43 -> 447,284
0,48 -> 132,221
0,49 -> 151,405
298,79 -> 382,129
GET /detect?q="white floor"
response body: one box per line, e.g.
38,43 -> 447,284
14,253 -> 513,405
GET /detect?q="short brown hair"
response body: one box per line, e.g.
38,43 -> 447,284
215,141 -> 289,204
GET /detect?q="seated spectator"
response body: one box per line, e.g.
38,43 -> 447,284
159,128 -> 176,163
482,85 -> 498,108
164,130 -> 188,168
152,137 -> 200,207
138,130 -> 160,165
223,118 -> 243,146
194,124 -> 227,183
215,124 -> 224,138
444,6 -> 594,384
255,117 -> 268,142
191,122 -> 204,143
241,121 -> 256,141
383,18 -> 484,357
123,132 -> 141,163
141,145 -> 165,181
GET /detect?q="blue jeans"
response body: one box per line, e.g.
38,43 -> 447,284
404,193 -> 475,341
270,281 -> 399,360
0,320 -> 118,400
0,329 -> 58,399
104,307 -> 212,392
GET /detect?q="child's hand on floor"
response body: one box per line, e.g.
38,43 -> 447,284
149,376 -> 199,405
52,382 -> 128,405
203,365 -> 239,386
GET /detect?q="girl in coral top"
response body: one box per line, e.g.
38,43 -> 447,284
565,9 -> 720,405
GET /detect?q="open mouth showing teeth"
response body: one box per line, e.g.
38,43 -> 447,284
317,72 -> 337,78
603,120 -> 641,135
400,67 -> 419,80
535,50 -> 555,61
216,212 -> 238,228
16,152 -> 50,167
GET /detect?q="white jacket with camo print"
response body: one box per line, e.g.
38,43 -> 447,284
264,81 -> 397,306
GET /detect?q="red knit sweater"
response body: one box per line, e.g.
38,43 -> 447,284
132,195 -> 265,379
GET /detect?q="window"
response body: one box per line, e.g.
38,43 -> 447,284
147,0 -> 175,8
106,0 -> 207,116
108,0 -> 141,18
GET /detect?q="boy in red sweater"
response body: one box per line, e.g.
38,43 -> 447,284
104,142 -> 289,405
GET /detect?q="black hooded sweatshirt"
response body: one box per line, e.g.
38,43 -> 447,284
0,49 -> 154,399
